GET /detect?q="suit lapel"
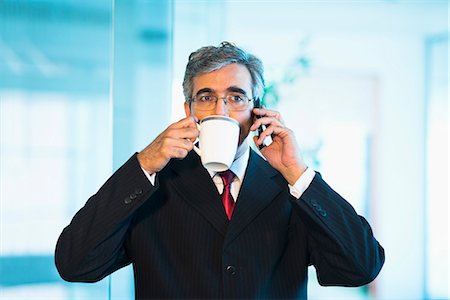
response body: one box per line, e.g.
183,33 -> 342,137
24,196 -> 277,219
168,151 -> 229,236
224,150 -> 284,248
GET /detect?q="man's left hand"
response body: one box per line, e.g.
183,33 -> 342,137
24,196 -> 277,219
250,107 -> 307,185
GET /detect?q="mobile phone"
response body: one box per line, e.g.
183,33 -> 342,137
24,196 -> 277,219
254,98 -> 272,149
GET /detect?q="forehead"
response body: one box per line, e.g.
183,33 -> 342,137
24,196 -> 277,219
192,63 -> 252,94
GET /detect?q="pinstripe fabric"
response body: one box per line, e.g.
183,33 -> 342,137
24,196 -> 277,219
55,150 -> 384,299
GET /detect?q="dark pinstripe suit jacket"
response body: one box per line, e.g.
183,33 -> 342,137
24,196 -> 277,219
55,150 -> 384,299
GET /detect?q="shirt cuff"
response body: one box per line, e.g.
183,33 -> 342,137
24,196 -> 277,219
288,167 -> 316,199
141,167 -> 156,186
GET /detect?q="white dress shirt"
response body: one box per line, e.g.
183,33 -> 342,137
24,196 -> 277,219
141,136 -> 315,200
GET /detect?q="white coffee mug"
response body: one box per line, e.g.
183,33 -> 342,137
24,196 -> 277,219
194,115 -> 240,172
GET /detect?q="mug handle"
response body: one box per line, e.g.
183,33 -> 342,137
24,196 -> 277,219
192,123 -> 201,155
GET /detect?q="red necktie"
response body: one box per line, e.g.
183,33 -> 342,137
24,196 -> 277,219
218,170 -> 235,220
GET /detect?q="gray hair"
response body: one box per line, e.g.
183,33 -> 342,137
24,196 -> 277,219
183,41 -> 265,103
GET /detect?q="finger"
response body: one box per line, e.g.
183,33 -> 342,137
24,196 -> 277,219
265,109 -> 281,119
250,116 -> 283,131
169,116 -> 198,129
165,127 -> 199,139
169,134 -> 197,158
167,146 -> 189,159
168,137 -> 195,151
256,124 -> 286,145
252,107 -> 280,118
256,137 -> 269,155
158,138 -> 193,159
252,107 -> 266,117
253,135 -> 261,148
250,118 -> 282,132
162,136 -> 195,150
253,107 -> 284,123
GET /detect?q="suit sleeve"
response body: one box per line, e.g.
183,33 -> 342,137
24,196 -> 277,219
55,153 -> 157,282
292,173 -> 385,286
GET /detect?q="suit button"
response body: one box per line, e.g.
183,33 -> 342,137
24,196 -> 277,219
226,265 -> 236,276
124,197 -> 132,204
134,188 -> 143,195
129,193 -> 137,200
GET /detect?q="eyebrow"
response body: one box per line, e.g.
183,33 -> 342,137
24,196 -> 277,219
194,86 -> 248,96
195,88 -> 213,96
226,86 -> 248,95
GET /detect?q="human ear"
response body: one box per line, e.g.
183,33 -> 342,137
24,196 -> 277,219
184,101 -> 192,117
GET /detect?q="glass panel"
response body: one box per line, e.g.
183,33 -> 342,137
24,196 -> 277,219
109,1 -> 173,298
426,35 -> 449,299
0,0 -> 112,298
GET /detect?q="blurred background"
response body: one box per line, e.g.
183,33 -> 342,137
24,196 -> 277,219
0,0 -> 448,299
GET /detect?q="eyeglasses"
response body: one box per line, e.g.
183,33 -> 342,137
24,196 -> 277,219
190,93 -> 253,111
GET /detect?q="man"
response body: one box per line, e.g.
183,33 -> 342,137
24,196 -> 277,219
55,42 -> 384,299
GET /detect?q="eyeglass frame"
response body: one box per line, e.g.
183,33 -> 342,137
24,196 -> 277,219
188,92 -> 255,111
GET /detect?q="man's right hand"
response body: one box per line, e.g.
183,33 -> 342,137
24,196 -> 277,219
137,116 -> 199,174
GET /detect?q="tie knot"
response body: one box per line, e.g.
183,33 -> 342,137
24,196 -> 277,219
218,170 -> 235,186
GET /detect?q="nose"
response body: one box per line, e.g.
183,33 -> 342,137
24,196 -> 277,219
214,98 -> 229,116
